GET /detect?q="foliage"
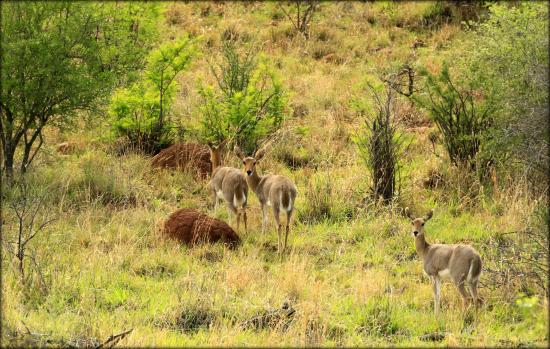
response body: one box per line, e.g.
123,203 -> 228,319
0,1 -> 161,182
355,84 -> 405,203
460,2 -> 549,187
109,36 -> 197,154
199,43 -> 286,154
413,64 -> 495,172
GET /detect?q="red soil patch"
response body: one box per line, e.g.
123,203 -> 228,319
163,208 -> 241,249
151,143 -> 212,178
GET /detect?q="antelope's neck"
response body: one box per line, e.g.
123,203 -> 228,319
246,170 -> 262,193
211,152 -> 222,172
415,235 -> 429,258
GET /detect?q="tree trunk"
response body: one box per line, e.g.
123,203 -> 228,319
3,144 -> 15,186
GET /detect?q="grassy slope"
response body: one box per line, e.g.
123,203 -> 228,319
2,2 -> 547,347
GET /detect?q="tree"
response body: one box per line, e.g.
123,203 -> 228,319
109,36 -> 197,154
199,43 -> 286,154
460,2 -> 548,188
278,1 -> 320,39
0,2 -> 160,183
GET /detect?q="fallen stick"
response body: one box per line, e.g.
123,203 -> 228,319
95,328 -> 133,349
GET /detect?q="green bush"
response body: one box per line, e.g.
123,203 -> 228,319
199,42 -> 286,154
460,2 -> 549,188
110,35 -> 196,154
413,64 -> 495,172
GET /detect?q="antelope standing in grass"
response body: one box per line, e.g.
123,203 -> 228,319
405,207 -> 482,315
208,141 -> 248,233
236,146 -> 297,253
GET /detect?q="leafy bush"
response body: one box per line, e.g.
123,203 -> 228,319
413,64 -> 495,172
110,36 -> 196,154
460,2 -> 549,188
199,42 -> 286,154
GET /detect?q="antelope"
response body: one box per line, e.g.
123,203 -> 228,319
405,207 -> 482,315
208,141 -> 248,233
235,146 -> 297,253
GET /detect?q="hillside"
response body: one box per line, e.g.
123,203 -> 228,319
1,2 -> 548,347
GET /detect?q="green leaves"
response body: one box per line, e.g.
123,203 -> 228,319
109,36 -> 197,154
413,64 -> 495,171
199,44 -> 287,154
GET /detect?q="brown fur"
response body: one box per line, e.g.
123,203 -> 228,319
163,208 -> 241,248
151,143 -> 211,178
56,141 -> 76,155
405,207 -> 482,315
208,142 -> 248,233
235,146 -> 297,253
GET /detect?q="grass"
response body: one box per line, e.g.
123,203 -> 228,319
2,1 -> 548,347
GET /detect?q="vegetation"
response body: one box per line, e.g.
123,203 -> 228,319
199,42 -> 286,154
413,64 -> 495,172
110,36 -> 197,154
0,2 -> 160,181
1,1 -> 547,347
355,84 -> 405,203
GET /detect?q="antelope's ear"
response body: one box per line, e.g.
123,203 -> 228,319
218,138 -> 228,150
234,145 -> 245,161
255,147 -> 267,161
425,209 -> 434,221
207,141 -> 214,149
404,207 -> 413,220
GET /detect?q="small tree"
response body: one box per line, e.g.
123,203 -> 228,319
3,181 -> 53,284
355,84 -> 405,203
278,1 -> 320,39
199,43 -> 286,154
110,36 -> 196,154
413,64 -> 495,171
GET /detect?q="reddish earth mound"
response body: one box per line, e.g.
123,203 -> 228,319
151,143 -> 211,178
56,141 -> 77,155
163,208 -> 241,248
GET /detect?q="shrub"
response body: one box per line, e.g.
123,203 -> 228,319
354,84 -> 405,203
461,2 -> 549,190
110,35 -> 197,154
413,64 -> 495,173
199,42 -> 287,154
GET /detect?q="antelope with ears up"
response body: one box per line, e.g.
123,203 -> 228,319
208,140 -> 248,233
405,207 -> 482,315
236,146 -> 297,253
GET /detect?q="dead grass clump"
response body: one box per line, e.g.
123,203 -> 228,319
151,143 -> 212,178
276,147 -> 315,170
154,304 -> 216,333
291,103 -> 309,118
165,3 -> 184,26
239,302 -> 296,331
221,23 -> 250,43
423,168 -> 445,189
163,208 -> 241,249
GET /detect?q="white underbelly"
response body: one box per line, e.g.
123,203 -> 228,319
216,190 -> 224,200
438,268 -> 451,279
266,199 -> 271,207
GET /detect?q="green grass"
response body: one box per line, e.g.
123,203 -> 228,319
2,1 -> 548,347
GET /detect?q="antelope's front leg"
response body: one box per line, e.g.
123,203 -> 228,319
431,276 -> 441,316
